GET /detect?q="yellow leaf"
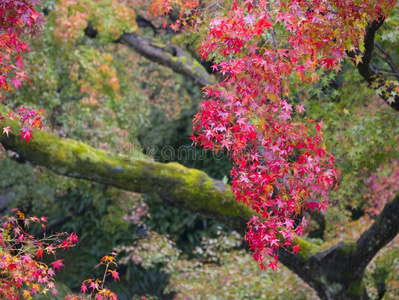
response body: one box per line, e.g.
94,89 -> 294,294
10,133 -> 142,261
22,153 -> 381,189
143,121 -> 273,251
354,55 -> 363,66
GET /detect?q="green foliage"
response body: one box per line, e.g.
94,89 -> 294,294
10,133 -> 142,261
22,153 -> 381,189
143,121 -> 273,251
167,231 -> 318,299
138,106 -> 233,180
290,64 -> 399,232
378,5 -> 399,44
10,32 -> 151,149
0,159 -> 54,215
144,196 -> 232,254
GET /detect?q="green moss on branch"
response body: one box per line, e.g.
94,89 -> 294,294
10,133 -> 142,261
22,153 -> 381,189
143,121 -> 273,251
0,103 -> 323,285
0,104 -> 251,230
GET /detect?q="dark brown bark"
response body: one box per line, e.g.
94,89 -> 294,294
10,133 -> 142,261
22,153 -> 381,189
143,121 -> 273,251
348,18 -> 399,111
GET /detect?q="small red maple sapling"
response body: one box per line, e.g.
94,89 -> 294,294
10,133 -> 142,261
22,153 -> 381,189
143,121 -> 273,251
73,252 -> 120,300
0,209 -> 78,298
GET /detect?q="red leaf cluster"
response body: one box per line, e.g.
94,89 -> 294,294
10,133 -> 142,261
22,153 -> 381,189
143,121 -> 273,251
0,0 -> 44,99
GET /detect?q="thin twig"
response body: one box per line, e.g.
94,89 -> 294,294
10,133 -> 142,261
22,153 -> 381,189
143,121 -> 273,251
375,41 -> 399,81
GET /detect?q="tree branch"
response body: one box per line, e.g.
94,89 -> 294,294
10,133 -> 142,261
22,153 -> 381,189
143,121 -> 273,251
0,105 -> 249,230
118,33 -> 214,87
298,193 -> 399,299
84,16 -> 214,88
374,42 -> 399,81
0,103 -> 317,280
348,18 -> 399,111
353,194 -> 399,272
2,103 -> 399,299
84,21 -> 214,88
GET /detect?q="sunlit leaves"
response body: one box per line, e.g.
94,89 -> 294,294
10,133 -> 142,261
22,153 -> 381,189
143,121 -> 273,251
53,0 -> 138,44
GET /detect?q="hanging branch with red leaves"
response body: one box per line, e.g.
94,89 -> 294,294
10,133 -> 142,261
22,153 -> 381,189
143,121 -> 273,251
150,0 -> 397,269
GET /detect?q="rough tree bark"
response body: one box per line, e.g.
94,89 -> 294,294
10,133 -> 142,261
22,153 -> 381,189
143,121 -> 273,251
1,104 -> 398,300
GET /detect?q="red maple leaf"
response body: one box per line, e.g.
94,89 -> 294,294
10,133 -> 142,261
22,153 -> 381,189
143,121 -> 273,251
89,280 -> 99,291
21,129 -> 34,144
10,78 -> 23,90
268,260 -> 278,271
292,244 -> 301,254
50,259 -> 65,272
80,283 -> 88,293
109,270 -> 120,282
36,248 -> 43,260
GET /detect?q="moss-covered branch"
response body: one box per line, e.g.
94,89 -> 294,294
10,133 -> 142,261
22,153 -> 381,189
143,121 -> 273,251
119,33 -> 214,87
83,20 -> 214,88
0,104 -> 322,280
294,194 -> 399,300
6,102 -> 398,299
0,106 -> 245,229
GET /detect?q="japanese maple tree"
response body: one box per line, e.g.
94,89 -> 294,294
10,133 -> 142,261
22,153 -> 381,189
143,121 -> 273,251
151,0 -> 397,269
0,0 -> 397,298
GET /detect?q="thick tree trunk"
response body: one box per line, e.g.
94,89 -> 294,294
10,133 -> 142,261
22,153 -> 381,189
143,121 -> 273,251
305,243 -> 369,300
